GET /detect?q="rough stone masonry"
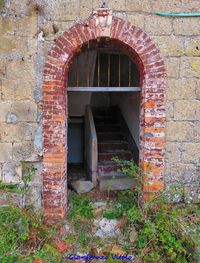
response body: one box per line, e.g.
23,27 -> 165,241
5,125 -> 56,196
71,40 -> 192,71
0,0 -> 199,215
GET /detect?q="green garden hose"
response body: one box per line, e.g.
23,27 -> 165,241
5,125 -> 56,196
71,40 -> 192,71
155,12 -> 200,17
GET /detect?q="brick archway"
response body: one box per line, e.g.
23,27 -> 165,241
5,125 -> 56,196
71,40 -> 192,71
42,8 -> 166,223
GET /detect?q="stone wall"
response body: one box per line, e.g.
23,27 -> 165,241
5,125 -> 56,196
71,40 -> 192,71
0,0 -> 199,207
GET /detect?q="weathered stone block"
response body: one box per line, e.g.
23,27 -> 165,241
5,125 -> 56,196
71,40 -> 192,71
182,143 -> 200,164
80,0 -> 93,18
184,184 -> 200,203
154,36 -> 184,56
0,143 -> 12,162
165,142 -> 183,163
185,37 -> 200,57
181,58 -> 200,78
174,100 -> 200,121
12,101 -> 37,122
166,121 -> 194,142
1,37 -> 27,56
6,112 -> 19,124
173,18 -> 200,35
94,0 -> 126,11
1,80 -> 34,100
166,58 -> 180,78
26,184 -> 42,209
145,16 -> 172,35
126,0 -> 152,12
44,0 -> 79,20
2,161 -> 22,184
6,59 -> 35,80
9,0 -> 28,14
109,0 -> 127,11
30,162 -> 42,185
167,79 -> 196,100
0,16 -> 14,34
13,141 -> 34,161
0,36 -> 16,54
196,80 -> 200,100
170,163 -> 197,181
0,191 -> 22,207
166,101 -> 174,119
34,122 -> 42,151
42,21 -> 71,41
15,15 -> 38,37
152,0 -> 182,13
0,123 -> 36,142
0,59 -> 6,77
182,0 -> 200,12
25,37 -> 38,57
0,102 -> 11,122
127,14 -> 145,30
194,121 -> 200,143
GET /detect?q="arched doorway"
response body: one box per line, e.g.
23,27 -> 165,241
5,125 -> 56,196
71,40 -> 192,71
42,8 -> 166,224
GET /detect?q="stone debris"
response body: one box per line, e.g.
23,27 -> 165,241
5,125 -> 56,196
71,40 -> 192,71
129,225 -> 138,244
53,241 -> 70,253
71,180 -> 94,194
93,207 -> 105,217
92,201 -> 107,216
92,201 -> 107,208
94,218 -> 121,238
110,244 -> 126,255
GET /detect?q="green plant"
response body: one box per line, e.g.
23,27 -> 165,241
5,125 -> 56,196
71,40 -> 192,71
77,232 -> 90,247
0,205 -> 53,262
105,159 -> 200,263
68,193 -> 94,220
0,180 -> 20,193
103,189 -> 136,219
112,157 -> 140,180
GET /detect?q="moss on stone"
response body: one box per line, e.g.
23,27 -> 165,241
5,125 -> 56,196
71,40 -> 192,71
0,0 -> 4,10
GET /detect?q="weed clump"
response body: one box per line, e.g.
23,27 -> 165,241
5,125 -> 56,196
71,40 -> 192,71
104,158 -> 200,263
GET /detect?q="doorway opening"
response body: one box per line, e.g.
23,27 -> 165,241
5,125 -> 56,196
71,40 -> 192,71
42,10 -> 166,223
67,38 -> 140,190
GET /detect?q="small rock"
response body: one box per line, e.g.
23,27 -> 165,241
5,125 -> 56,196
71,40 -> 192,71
53,241 -> 70,253
38,31 -> 45,41
129,226 -> 138,244
33,259 -> 43,263
71,180 -> 94,194
94,218 -> 120,238
116,217 -> 127,229
6,112 -> 18,124
93,207 -> 105,217
92,201 -> 107,208
64,223 -> 72,234
111,245 -> 126,255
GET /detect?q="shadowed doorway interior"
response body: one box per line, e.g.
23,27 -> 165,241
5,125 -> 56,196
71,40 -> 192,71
67,38 -> 140,191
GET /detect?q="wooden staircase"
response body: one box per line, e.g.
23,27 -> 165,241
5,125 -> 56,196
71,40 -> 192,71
93,107 -> 136,191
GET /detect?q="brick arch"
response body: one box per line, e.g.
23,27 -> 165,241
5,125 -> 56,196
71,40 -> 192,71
42,9 -> 166,224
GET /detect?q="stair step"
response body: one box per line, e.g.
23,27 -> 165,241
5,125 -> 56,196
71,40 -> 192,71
100,171 -> 128,178
98,151 -> 132,162
94,115 -> 114,119
98,163 -> 120,174
99,176 -> 136,191
98,141 -> 129,152
96,124 -> 121,132
94,116 -> 118,124
97,132 -> 124,141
